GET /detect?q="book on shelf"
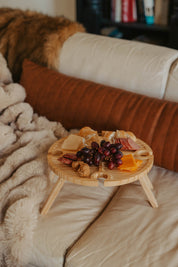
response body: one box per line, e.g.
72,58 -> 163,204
143,0 -> 154,25
121,0 -> 137,23
102,0 -> 111,20
173,0 -> 178,12
109,0 -> 171,27
173,0 -> 178,14
111,0 -> 122,22
154,0 -> 169,26
136,0 -> 145,22
111,0 -> 116,21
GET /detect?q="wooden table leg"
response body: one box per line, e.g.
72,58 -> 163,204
139,175 -> 158,208
40,177 -> 65,215
143,174 -> 154,190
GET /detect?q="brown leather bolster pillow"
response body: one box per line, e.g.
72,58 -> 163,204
20,59 -> 178,172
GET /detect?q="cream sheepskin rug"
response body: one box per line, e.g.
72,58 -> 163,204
0,53 -> 68,266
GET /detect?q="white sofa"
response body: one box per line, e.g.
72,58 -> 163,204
25,33 -> 178,267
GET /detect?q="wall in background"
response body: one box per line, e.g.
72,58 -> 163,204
0,0 -> 76,20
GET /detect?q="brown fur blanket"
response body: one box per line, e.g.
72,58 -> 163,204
0,8 -> 85,82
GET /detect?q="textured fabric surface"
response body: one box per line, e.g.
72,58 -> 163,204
28,181 -> 117,267
20,60 -> 178,172
65,166 -> 178,267
0,53 -> 68,266
0,8 -> 85,82
59,32 -> 178,99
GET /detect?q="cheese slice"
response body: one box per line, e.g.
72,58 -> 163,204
61,134 -> 84,151
118,154 -> 142,171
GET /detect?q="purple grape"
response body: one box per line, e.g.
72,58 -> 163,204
100,154 -> 105,161
115,158 -> 122,167
91,141 -> 99,149
84,157 -> 90,164
81,147 -> 90,154
98,147 -> 102,154
103,141 -> 111,149
109,144 -> 115,148
98,147 -> 105,154
110,146 -> 118,154
76,151 -> 82,158
104,149 -> 110,157
115,142 -> 123,150
115,151 -> 123,159
88,159 -> 93,166
100,140 -> 106,147
94,153 -> 101,161
94,158 -> 100,166
108,161 -> 115,170
90,148 -> 95,155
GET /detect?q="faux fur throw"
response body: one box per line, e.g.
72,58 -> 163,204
0,8 -> 85,82
0,53 -> 69,266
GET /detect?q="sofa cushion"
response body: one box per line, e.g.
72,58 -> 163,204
59,32 -> 178,99
20,59 -> 178,172
28,181 -> 117,266
165,59 -> 178,102
65,166 -> 178,267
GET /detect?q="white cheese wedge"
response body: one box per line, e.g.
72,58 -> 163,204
61,134 -> 85,150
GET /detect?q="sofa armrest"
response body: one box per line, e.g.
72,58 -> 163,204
165,59 -> 178,101
59,32 -> 178,99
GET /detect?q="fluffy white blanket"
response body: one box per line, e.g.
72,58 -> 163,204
0,53 -> 68,266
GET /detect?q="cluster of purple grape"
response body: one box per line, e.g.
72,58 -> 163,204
76,140 -> 123,170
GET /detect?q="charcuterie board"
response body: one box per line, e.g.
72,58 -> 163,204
47,137 -> 153,187
41,131 -> 158,215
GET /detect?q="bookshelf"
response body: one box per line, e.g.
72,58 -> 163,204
76,0 -> 178,49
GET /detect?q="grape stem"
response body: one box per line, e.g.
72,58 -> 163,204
99,162 -> 104,172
